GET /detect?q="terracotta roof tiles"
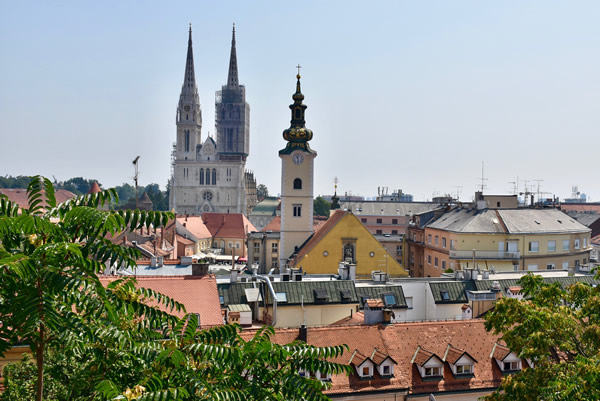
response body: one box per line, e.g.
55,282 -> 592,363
201,213 -> 256,239
99,275 -> 223,327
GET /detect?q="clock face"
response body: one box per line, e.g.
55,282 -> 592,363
184,105 -> 191,112
292,153 -> 304,165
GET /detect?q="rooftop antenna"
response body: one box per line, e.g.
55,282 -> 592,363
478,161 -> 488,193
533,179 -> 544,204
133,156 -> 140,209
455,185 -> 463,201
508,181 -> 517,195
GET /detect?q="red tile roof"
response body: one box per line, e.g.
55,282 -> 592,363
261,216 -> 281,232
177,216 -> 212,239
349,350 -> 371,367
0,188 -> 77,210
201,213 -> 257,239
99,275 -> 223,327
87,182 -> 102,194
412,346 -> 437,366
491,343 -> 511,361
331,311 -> 365,326
240,319 -> 503,396
443,344 -> 477,364
366,299 -> 385,308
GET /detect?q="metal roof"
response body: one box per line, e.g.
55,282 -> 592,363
339,201 -> 440,216
499,209 -> 590,234
217,279 -> 359,306
427,208 -> 506,233
227,304 -> 252,312
355,285 -> 408,308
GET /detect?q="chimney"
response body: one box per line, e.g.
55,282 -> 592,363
192,261 -> 209,276
299,324 -> 307,342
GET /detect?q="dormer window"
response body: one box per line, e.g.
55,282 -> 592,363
491,343 -> 522,373
443,344 -> 477,377
424,367 -> 442,377
456,364 -> 472,374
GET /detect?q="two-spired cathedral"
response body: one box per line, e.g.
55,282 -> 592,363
169,26 -> 256,215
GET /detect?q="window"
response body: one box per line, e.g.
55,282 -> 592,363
547,263 -> 555,270
383,294 -> 397,306
562,261 -> 569,269
205,169 -> 210,185
434,236 -> 439,246
203,191 -> 213,201
212,169 -> 216,184
428,234 -> 432,244
293,178 -> 302,189
584,238 -> 588,248
361,218 -> 367,223
442,260 -> 446,270
396,245 -> 402,256
271,257 -> 278,268
219,295 -> 224,304
293,204 -> 302,217
184,130 -> 190,152
440,290 -> 450,301
376,218 -> 382,224
456,364 -> 472,374
503,361 -> 520,371
575,239 -> 580,249
376,230 -> 382,234
392,230 -> 398,235
450,240 -> 456,250
392,218 -> 398,224
382,365 -> 391,375
427,255 -> 432,264
434,257 -> 439,267
442,238 -> 447,248
425,367 -> 441,377
236,242 -> 240,249
253,243 -> 260,253
405,296 -> 413,309
271,243 -> 278,253
199,168 -> 204,184
527,264 -> 538,271
275,292 -> 287,303
529,241 -> 539,252
563,240 -> 570,251
548,240 -> 556,252
362,366 -> 370,376
228,242 -> 233,248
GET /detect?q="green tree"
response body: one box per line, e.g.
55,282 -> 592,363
256,184 -> 269,202
0,176 -> 175,401
0,176 -> 351,401
484,273 -> 600,401
313,196 -> 331,217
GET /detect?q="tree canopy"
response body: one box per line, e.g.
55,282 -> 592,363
0,176 -> 350,400
313,197 -> 331,217
485,273 -> 600,401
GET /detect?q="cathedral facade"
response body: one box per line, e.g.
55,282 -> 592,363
169,26 -> 255,215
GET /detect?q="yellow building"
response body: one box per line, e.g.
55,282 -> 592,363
290,210 -> 408,278
422,208 -> 592,277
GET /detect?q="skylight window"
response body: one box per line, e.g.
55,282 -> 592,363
383,293 -> 397,306
276,292 -> 288,303
340,290 -> 351,301
314,288 -> 328,301
440,290 -> 450,301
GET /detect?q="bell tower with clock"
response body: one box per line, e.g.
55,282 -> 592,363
279,70 -> 317,268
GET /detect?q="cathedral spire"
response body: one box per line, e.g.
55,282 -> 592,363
227,23 -> 239,87
179,24 -> 200,107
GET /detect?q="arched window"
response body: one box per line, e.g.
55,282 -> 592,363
206,169 -> 211,185
212,168 -> 217,184
293,178 -> 302,190
199,169 -> 204,185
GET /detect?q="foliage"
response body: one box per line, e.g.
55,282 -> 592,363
0,175 -> 33,189
0,176 -> 350,401
256,184 -> 268,202
313,196 -> 331,217
484,273 -> 600,401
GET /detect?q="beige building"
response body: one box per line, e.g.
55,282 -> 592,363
422,207 -> 592,277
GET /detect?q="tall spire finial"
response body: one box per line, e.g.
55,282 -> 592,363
296,64 -> 302,78
280,68 -> 315,155
227,23 -> 239,87
178,25 -> 200,113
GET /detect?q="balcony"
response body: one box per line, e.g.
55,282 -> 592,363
449,250 -> 520,260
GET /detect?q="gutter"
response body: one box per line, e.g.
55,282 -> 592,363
255,274 -> 277,326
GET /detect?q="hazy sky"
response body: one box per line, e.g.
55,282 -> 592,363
1,1 -> 599,202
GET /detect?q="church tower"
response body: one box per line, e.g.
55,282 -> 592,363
216,25 -> 250,159
170,25 -> 251,215
279,71 -> 317,268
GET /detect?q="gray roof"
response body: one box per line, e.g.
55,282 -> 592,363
427,208 -> 506,234
429,275 -> 599,304
427,208 -> 590,235
339,201 -> 440,216
355,285 -> 408,308
218,280 -> 359,306
568,213 -> 600,227
228,304 -> 252,312
499,209 -> 590,234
